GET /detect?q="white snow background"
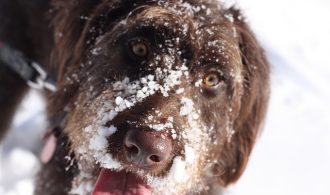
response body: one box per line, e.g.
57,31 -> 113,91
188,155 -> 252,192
1,0 -> 330,194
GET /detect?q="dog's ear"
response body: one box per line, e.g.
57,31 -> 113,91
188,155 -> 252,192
215,7 -> 270,186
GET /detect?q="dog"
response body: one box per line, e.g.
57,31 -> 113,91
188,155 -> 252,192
0,0 -> 270,194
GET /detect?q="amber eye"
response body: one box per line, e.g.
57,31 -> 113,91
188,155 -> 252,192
131,41 -> 148,58
203,72 -> 222,87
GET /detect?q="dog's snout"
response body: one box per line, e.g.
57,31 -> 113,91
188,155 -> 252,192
124,129 -> 172,170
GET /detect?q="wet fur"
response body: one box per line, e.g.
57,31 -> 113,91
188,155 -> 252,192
0,0 -> 269,194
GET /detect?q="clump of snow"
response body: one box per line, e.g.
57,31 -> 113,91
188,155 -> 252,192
184,145 -> 196,164
168,157 -> 188,182
171,129 -> 178,139
89,126 -> 117,151
69,170 -> 95,195
69,180 -> 94,195
226,126 -> 235,143
176,88 -> 185,94
90,47 -> 101,55
194,79 -> 203,87
109,65 -> 187,114
224,13 -> 234,23
180,97 -> 195,116
206,8 -> 212,15
78,112 -> 121,170
84,126 -> 93,133
98,154 -> 122,170
147,116 -> 174,131
148,122 -> 173,131
143,156 -> 189,194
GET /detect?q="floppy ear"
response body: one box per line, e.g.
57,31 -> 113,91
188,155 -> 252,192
216,7 -> 270,186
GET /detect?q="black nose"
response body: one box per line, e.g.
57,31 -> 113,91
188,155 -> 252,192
124,129 -> 172,170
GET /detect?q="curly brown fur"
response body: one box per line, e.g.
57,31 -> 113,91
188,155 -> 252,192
0,0 -> 269,195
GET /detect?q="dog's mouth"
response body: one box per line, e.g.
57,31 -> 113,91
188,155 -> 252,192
92,168 -> 151,195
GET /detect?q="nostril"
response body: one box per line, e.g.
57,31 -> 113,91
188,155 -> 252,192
125,144 -> 140,157
149,155 -> 161,163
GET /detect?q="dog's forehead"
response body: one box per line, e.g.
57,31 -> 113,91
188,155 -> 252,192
123,2 -> 238,63
114,2 -> 232,38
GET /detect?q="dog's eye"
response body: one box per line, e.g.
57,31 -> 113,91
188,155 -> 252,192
130,40 -> 149,58
203,72 -> 223,88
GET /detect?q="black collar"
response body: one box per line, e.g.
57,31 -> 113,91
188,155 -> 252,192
0,41 -> 56,92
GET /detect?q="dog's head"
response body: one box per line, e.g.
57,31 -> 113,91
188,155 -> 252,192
49,0 -> 269,194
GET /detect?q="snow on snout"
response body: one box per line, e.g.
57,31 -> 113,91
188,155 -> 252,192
78,58 -> 190,171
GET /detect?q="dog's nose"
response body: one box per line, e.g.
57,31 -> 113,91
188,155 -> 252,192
124,129 -> 172,170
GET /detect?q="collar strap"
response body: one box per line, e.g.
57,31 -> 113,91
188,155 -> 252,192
0,41 -> 56,92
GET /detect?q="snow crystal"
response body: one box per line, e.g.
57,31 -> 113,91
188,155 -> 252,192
195,79 -> 203,87
192,112 -> 200,120
226,126 -> 235,143
90,47 -> 101,55
176,88 -> 185,94
115,96 -> 124,105
171,129 -> 178,139
84,125 -> 92,133
224,13 -> 234,23
206,8 -> 212,15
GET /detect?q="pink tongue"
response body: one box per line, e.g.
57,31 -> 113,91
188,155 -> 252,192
92,169 -> 151,195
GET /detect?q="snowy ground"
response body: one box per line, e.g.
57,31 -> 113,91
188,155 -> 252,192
1,0 -> 330,194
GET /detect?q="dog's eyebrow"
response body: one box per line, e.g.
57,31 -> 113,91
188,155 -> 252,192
131,23 -> 185,40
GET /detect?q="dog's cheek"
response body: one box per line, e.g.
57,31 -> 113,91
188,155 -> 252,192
64,93 -> 106,155
65,108 -> 94,159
